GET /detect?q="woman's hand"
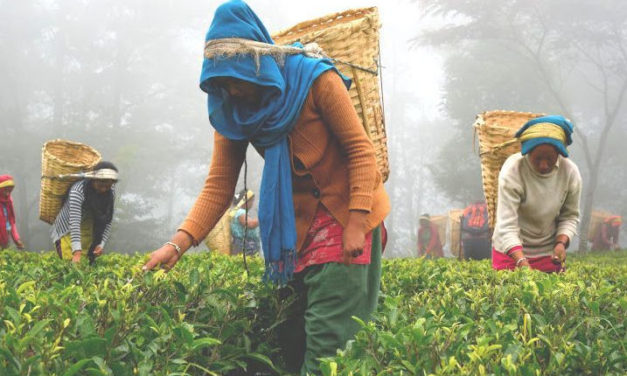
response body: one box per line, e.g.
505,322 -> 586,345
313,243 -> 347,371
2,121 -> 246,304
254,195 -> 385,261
143,231 -> 193,271
93,246 -> 104,257
552,243 -> 566,264
15,240 -> 24,250
72,251 -> 82,263
342,210 -> 368,265
143,245 -> 180,271
552,235 -> 568,264
510,249 -> 530,269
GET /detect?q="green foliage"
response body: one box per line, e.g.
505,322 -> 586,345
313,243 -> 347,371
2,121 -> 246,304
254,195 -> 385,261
320,252 -> 626,375
1,250 -> 625,375
0,251 -> 285,375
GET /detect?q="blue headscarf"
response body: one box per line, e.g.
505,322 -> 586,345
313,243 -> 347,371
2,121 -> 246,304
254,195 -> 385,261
200,0 -> 350,284
515,115 -> 574,157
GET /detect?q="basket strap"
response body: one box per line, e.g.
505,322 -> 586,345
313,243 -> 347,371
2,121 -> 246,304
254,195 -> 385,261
205,37 -> 378,75
41,173 -> 86,181
478,138 -> 518,156
351,66 -> 371,138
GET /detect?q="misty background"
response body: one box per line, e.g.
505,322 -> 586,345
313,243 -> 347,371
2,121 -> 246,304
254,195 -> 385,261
1,0 -> 625,257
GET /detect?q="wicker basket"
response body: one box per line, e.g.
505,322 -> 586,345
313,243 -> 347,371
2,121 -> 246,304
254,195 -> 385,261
587,210 -> 612,241
205,211 -> 233,255
448,209 -> 464,258
39,140 -> 101,224
272,7 -> 389,182
474,111 -> 544,228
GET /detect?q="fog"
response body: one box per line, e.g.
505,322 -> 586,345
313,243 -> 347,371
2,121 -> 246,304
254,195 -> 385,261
1,0 -> 625,256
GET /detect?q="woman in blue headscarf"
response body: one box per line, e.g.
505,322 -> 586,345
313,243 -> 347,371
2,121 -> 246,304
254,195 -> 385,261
492,115 -> 582,272
144,1 -> 390,374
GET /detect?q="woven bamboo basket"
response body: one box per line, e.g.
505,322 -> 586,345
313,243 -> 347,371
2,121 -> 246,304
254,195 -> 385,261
205,211 -> 233,255
474,111 -> 544,228
448,209 -> 464,258
39,140 -> 101,224
272,7 -> 389,182
429,215 -> 448,248
587,210 -> 612,241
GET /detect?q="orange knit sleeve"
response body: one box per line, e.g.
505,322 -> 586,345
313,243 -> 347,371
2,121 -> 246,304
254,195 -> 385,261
178,131 -> 248,243
312,71 -> 379,212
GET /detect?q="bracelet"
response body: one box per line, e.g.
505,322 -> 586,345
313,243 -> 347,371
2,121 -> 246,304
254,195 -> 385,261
165,241 -> 182,255
515,257 -> 528,266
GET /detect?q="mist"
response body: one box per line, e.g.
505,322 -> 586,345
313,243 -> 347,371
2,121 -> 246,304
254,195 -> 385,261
1,0 -> 625,256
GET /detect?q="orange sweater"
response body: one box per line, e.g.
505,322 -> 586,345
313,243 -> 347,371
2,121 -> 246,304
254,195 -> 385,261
179,71 -> 390,251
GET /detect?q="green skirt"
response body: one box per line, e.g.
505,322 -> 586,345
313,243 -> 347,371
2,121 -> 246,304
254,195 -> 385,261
277,225 -> 383,375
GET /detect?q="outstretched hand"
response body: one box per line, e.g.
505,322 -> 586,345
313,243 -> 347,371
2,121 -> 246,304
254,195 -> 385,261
552,243 -> 566,265
143,245 -> 180,271
142,231 -> 193,272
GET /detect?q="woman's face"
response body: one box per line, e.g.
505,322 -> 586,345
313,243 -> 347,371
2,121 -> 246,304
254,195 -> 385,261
92,180 -> 114,194
528,144 -> 559,174
213,77 -> 262,106
1,186 -> 13,198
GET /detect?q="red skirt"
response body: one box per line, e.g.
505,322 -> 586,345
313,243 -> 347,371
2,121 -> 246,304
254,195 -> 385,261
295,205 -> 387,273
492,248 -> 564,273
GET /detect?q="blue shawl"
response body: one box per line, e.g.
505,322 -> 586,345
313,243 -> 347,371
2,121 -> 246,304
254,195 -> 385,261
200,0 -> 350,284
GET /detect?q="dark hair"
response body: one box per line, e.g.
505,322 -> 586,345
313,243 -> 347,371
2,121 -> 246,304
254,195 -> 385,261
93,161 -> 118,172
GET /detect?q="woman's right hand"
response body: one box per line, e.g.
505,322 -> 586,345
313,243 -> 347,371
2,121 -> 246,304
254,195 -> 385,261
510,249 -> 530,269
143,231 -> 194,271
142,245 -> 180,271
518,258 -> 531,268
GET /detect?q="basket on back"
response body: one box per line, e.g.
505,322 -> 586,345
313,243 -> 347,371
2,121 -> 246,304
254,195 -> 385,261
587,210 -> 612,241
272,7 -> 389,182
39,139 -> 101,224
474,111 -> 544,228
448,209 -> 464,258
205,211 -> 232,255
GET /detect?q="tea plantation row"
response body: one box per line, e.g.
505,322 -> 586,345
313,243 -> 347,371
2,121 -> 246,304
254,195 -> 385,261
0,250 -> 624,375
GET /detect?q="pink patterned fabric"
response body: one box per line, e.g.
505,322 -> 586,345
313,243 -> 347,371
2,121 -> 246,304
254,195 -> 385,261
492,248 -> 564,273
295,205 -> 376,273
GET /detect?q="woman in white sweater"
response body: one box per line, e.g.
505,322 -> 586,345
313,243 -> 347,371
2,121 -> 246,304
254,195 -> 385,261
492,115 -> 582,272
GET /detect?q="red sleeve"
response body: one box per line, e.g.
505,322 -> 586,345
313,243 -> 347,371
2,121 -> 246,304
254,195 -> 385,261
8,202 -> 20,242
417,228 -> 424,254
428,224 -> 440,252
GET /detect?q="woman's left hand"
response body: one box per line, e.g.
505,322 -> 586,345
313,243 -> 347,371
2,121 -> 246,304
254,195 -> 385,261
15,240 -> 24,250
552,243 -> 566,264
342,210 -> 368,265
94,246 -> 104,257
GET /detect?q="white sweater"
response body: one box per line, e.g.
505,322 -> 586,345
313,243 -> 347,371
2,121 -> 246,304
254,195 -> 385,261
492,153 -> 582,257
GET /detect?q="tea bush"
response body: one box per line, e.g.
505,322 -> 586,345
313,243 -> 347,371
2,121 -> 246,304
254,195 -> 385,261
320,252 -> 626,376
1,250 -> 625,375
